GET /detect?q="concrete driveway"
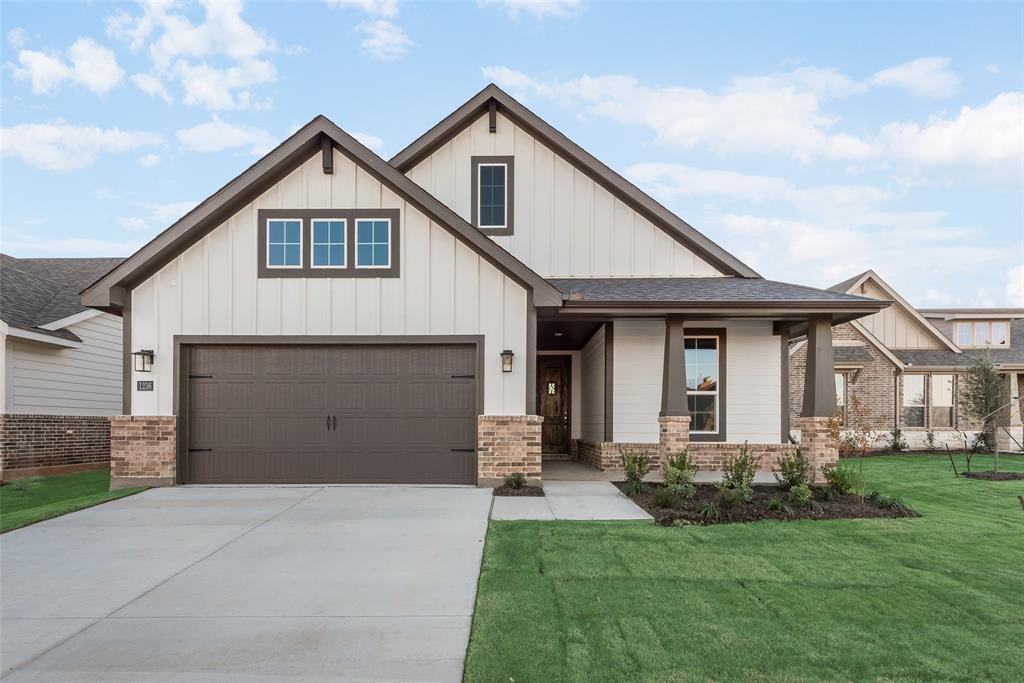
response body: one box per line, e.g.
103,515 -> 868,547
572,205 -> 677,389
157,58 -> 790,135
1,485 -> 493,682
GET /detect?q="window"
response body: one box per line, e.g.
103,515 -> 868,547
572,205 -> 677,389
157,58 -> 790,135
355,219 -> 391,268
257,209 -> 399,278
931,374 -> 954,428
955,320 -> 1009,348
835,373 -> 847,424
685,336 -> 719,433
267,219 -> 302,268
902,374 -> 926,427
471,156 -> 514,234
311,219 -> 346,268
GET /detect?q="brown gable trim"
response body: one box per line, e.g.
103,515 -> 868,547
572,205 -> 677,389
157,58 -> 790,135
82,115 -> 563,311
389,84 -> 761,279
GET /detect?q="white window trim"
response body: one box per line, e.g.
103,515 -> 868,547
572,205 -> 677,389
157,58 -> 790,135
476,162 -> 508,230
354,218 -> 392,269
266,217 -> 304,269
956,320 -> 1009,348
686,334 -> 720,435
310,218 -> 347,269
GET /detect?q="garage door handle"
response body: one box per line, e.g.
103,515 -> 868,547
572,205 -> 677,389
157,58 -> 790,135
450,374 -> 475,379
189,448 -> 213,453
332,416 -> 337,431
450,448 -> 476,452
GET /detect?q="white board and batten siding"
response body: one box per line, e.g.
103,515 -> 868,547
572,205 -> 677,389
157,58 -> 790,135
130,153 -> 529,417
406,111 -> 724,279
853,281 -> 943,349
580,326 -> 606,443
610,320 -> 783,444
4,313 -> 122,416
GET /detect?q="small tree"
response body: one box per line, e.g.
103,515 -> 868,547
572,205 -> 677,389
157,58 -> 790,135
845,396 -> 873,501
960,353 -> 1007,470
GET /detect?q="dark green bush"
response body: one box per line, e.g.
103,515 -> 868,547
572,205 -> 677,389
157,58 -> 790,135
886,427 -> 908,452
697,501 -> 721,521
774,449 -> 810,490
788,482 -> 815,510
620,449 -> 652,496
716,482 -> 747,509
823,462 -> 858,496
767,495 -> 789,513
664,450 -> 697,499
503,472 -> 526,490
866,490 -> 912,513
722,442 -> 757,490
652,486 -> 681,509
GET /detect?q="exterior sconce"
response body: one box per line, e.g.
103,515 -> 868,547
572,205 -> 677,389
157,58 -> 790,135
500,349 -> 514,373
132,349 -> 155,373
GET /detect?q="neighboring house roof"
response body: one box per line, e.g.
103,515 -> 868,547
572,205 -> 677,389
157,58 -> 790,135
834,346 -> 875,365
1,254 -> 123,341
81,115 -> 564,310
826,271 -> 870,295
548,277 -> 885,307
896,320 -> 1024,369
389,84 -> 761,279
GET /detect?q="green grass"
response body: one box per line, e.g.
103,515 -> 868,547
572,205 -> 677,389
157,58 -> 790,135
0,469 -> 145,533
465,455 -> 1024,682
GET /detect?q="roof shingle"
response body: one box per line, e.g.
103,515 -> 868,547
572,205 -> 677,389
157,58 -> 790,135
548,277 -> 883,305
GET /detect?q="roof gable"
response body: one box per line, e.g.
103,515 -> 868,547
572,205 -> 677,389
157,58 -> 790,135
389,84 -> 759,279
833,270 -> 959,353
81,116 -> 563,310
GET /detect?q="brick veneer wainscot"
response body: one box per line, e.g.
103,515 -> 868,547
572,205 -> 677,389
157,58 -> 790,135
0,414 -> 110,478
477,415 -> 542,485
798,416 -> 838,482
109,416 -> 177,489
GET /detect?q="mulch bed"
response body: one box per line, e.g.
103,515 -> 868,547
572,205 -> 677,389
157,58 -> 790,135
493,485 -> 545,497
615,481 -> 919,526
962,471 -> 1024,481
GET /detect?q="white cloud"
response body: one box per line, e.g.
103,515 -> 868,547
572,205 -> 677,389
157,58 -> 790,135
479,0 -> 583,19
985,63 -> 1000,75
6,27 -> 28,49
142,200 -> 198,224
116,216 -> 148,231
283,44 -> 308,56
1008,265 -> 1024,306
0,122 -> 162,171
176,116 -> 275,154
356,20 -> 413,60
12,37 -> 124,96
325,0 -> 399,17
869,57 -> 960,98
0,231 -> 144,257
131,72 -> 172,102
352,131 -> 384,152
137,153 -> 161,167
106,0 -> 277,110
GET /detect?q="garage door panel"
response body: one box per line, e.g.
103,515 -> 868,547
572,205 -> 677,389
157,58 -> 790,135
185,344 -> 478,484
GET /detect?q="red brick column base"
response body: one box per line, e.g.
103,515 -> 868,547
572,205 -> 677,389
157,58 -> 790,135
477,415 -> 542,487
109,416 -> 177,490
799,416 -> 838,483
658,415 -> 691,474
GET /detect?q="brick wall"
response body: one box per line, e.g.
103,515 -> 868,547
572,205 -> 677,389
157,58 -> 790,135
477,415 -> 542,485
109,416 -> 176,489
580,438 -> 798,473
0,414 -> 110,478
578,441 -> 658,470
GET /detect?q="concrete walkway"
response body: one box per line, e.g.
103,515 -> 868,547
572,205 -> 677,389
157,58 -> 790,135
1,485 -> 492,682
491,481 -> 652,521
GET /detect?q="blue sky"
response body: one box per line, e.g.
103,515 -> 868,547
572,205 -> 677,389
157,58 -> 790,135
1,0 -> 1021,306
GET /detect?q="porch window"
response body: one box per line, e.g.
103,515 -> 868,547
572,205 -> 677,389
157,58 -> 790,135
835,372 -> 847,425
685,336 -> 719,433
902,374 -> 926,427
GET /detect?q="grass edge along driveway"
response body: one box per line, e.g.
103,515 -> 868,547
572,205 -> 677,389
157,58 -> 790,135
0,469 -> 145,533
464,455 -> 1024,683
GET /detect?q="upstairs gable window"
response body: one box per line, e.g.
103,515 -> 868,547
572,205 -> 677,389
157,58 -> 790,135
472,156 -> 514,235
955,321 -> 1009,348
267,219 -> 302,268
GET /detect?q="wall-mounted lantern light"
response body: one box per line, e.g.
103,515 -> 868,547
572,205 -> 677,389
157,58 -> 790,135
132,349 -> 155,373
500,349 -> 515,373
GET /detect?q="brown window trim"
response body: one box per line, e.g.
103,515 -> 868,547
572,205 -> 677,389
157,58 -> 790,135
685,327 -> 727,442
899,371 -> 958,430
471,156 -> 514,236
257,208 -> 400,278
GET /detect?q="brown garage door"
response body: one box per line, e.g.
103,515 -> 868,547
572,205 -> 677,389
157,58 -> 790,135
183,344 -> 478,484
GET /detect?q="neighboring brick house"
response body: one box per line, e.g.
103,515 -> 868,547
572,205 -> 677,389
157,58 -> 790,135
789,270 -> 1024,451
0,254 -> 125,478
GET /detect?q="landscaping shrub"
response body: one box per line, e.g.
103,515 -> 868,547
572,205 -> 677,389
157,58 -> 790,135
822,462 -> 858,496
767,495 -> 789,513
652,486 -> 681,509
620,450 -> 652,496
716,482 -> 748,508
866,489 -> 912,513
664,450 -> 697,499
886,427 -> 908,452
503,472 -> 526,490
697,501 -> 721,521
788,482 -> 815,510
774,449 -> 810,490
925,430 -> 938,451
722,442 -> 757,489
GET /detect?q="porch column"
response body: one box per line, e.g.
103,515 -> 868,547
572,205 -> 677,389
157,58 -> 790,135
659,317 -> 690,472
800,315 -> 837,482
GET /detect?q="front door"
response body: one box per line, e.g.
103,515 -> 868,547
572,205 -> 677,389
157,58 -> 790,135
537,356 -> 571,454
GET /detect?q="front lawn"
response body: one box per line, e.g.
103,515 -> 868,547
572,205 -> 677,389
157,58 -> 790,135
465,455 -> 1024,682
0,470 -> 145,533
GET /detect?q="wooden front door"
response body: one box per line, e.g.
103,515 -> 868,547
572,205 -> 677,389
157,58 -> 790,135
537,356 -> 571,454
